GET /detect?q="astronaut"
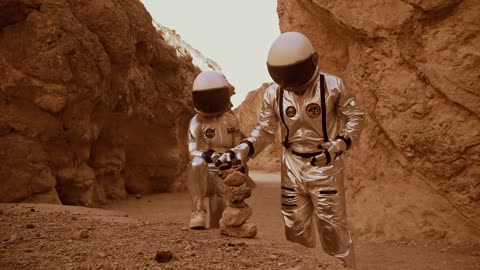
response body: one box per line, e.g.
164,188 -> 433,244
218,32 -> 364,269
187,70 -> 243,230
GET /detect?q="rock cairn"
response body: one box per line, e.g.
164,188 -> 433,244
219,171 -> 257,238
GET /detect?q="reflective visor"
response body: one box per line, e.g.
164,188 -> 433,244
192,87 -> 231,114
267,53 -> 317,88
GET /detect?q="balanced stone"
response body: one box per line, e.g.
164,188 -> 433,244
225,186 -> 251,204
220,221 -> 257,238
223,171 -> 248,187
221,205 -> 253,227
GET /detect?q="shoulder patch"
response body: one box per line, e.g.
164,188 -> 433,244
204,128 -> 215,139
285,106 -> 296,118
306,103 -> 321,118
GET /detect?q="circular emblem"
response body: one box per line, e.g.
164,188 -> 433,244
285,106 -> 296,118
204,128 -> 215,139
306,103 -> 321,118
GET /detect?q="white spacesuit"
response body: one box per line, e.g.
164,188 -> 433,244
187,71 -> 243,229
218,32 -> 364,269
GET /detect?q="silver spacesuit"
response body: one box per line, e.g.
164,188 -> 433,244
219,32 -> 364,269
187,70 -> 242,229
187,112 -> 242,228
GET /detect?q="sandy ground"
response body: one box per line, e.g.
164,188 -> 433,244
0,203 -> 343,270
1,171 -> 479,270
103,171 -> 480,270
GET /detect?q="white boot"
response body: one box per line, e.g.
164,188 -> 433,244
189,209 -> 207,229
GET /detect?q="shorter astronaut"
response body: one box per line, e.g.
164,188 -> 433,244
187,71 -> 243,229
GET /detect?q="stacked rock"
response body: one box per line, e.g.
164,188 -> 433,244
219,171 -> 257,238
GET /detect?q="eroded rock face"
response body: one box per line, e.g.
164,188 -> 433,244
0,0 -> 197,205
275,0 -> 480,243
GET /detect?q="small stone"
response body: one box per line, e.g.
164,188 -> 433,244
225,246 -> 234,252
30,208 -> 35,212
440,248 -> 448,252
268,254 -> 278,260
471,251 -> 480,257
26,224 -> 35,229
185,244 -> 192,250
6,234 -> 17,244
181,226 -> 188,231
240,259 -> 252,267
98,252 -> 107,258
318,262 -> 330,268
72,216 -> 78,221
237,242 -> 246,247
79,230 -> 89,239
155,250 -> 173,263
136,194 -> 142,199
278,262 -> 285,266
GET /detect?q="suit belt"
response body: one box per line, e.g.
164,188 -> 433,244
290,149 -> 323,158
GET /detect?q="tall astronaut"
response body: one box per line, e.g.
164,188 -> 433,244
218,32 -> 364,269
187,71 -> 243,230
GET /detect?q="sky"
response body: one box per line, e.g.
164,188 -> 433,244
141,0 -> 280,107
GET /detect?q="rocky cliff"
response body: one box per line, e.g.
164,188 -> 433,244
0,0 -> 199,206
155,23 -> 222,73
272,0 -> 480,243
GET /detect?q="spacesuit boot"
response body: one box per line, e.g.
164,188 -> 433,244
187,156 -> 209,229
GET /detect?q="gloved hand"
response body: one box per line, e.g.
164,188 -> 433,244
215,142 -> 251,167
310,139 -> 347,166
201,149 -> 221,164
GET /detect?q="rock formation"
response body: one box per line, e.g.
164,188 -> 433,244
264,0 -> 479,243
0,0 -> 203,205
155,23 -> 222,73
220,171 -> 257,238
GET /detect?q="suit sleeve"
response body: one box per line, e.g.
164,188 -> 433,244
336,78 -> 365,146
188,117 -> 205,159
245,87 -> 279,157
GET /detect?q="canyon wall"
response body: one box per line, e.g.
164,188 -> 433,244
0,0 -> 198,206
272,0 -> 479,243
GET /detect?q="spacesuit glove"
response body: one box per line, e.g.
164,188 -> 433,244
215,142 -> 251,167
201,149 -> 221,163
310,139 -> 347,166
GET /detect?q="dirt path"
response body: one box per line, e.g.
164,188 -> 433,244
0,203 -> 344,270
103,171 -> 480,270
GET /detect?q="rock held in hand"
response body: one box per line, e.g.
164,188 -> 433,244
221,205 -> 253,226
223,171 -> 248,187
225,186 -> 251,204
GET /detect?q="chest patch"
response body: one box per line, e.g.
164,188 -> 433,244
204,128 -> 215,139
306,103 -> 321,118
285,106 -> 296,118
227,127 -> 235,134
